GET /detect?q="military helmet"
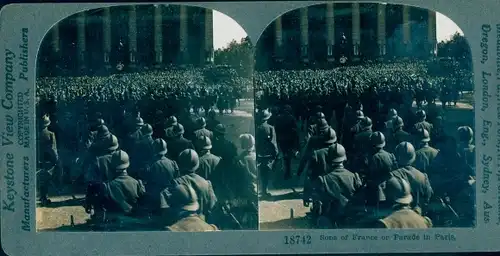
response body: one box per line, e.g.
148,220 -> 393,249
135,116 -> 144,127
166,116 -> 178,126
355,110 -> 364,119
417,128 -> 431,143
259,109 -> 272,121
197,135 -> 212,150
360,116 -> 372,129
416,109 -> 426,119
197,117 -> 207,128
394,141 -> 416,166
315,112 -> 326,120
91,118 -> 105,130
370,131 -> 386,148
457,126 -> 473,143
239,133 -> 255,150
153,138 -> 168,155
178,149 -> 200,173
317,118 -> 330,132
382,176 -> 413,205
111,150 -> 130,170
392,116 -> 404,129
97,125 -> 111,139
172,123 -> 185,136
169,184 -> 200,212
214,124 -> 226,135
323,127 -> 337,144
106,134 -> 119,151
388,108 -> 398,119
41,114 -> 51,127
328,143 -> 347,163
141,123 -> 153,136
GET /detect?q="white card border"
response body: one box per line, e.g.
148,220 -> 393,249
0,1 -> 498,255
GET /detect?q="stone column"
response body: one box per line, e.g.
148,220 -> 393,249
274,16 -> 283,61
427,10 -> 437,56
179,5 -> 189,64
299,7 -> 309,62
352,3 -> 361,59
205,8 -> 214,64
52,23 -> 60,54
76,12 -> 86,70
154,5 -> 163,67
402,5 -> 411,54
103,7 -> 111,68
377,3 -> 386,57
128,6 -> 137,67
326,3 -> 335,61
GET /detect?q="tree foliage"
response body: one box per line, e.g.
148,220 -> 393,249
437,32 -> 472,70
214,37 -> 254,77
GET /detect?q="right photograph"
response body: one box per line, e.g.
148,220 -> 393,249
254,3 -> 475,230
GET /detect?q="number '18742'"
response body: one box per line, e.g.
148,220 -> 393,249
284,235 -> 312,245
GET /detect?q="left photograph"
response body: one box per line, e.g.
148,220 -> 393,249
35,4 -> 256,232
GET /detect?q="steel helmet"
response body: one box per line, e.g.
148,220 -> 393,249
394,141 -> 416,166
457,126 -> 473,143
197,135 -> 212,150
41,114 -> 51,127
392,116 -> 404,129
153,138 -> 168,155
360,116 -> 372,129
328,143 -> 347,163
141,123 -> 153,136
111,150 -> 130,170
370,131 -> 386,148
105,134 -> 119,151
315,112 -> 326,121
381,176 -> 413,205
169,184 -> 200,212
323,127 -> 337,144
239,134 -> 255,150
178,149 -> 200,174
417,128 -> 431,143
166,116 -> 178,126
172,123 -> 185,136
387,108 -> 397,119
197,117 -> 207,128
416,109 -> 426,120
355,110 -> 364,119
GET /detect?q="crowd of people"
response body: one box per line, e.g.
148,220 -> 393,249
36,68 -> 257,231
254,62 -> 475,229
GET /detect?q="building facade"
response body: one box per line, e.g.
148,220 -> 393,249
37,5 -> 214,76
255,3 -> 437,70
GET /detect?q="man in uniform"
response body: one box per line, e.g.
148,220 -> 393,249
412,110 -> 433,137
160,183 -> 219,231
85,134 -> 120,184
413,128 -> 438,173
195,135 -> 221,181
235,134 -> 258,203
169,149 -> 217,220
372,176 -> 432,229
193,117 -> 213,141
206,109 -> 220,132
38,114 -> 59,205
143,138 -> 179,215
211,124 -> 238,166
384,109 -> 398,132
123,116 -> 144,155
366,131 -> 397,182
129,124 -> 155,179
83,118 -> 105,150
308,143 -> 362,228
456,126 -> 475,175
388,116 -> 411,152
390,142 -> 433,209
167,123 -> 195,162
275,105 -> 300,180
255,109 -> 279,197
164,116 -> 178,143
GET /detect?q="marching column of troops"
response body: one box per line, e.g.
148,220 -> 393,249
37,106 -> 258,231
256,91 -> 475,228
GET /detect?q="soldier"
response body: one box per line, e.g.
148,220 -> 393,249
129,124 -> 155,179
366,131 -> 397,182
456,126 -> 475,175
373,176 -> 432,229
306,112 -> 328,141
297,118 -> 331,177
167,123 -> 195,162
384,109 -> 397,131
97,150 -> 146,217
85,135 -> 120,184
193,117 -> 213,141
211,124 -> 238,165
168,149 -> 218,220
88,125 -> 113,155
413,128 -> 439,173
122,116 -> 144,154
164,116 -> 178,143
390,142 -> 433,208
430,116 -> 446,149
353,116 -> 373,154
306,128 -> 338,179
160,183 -> 219,231
350,110 -> 365,135
37,114 -> 59,206
412,110 -> 433,136
235,134 -> 258,202
388,116 -> 411,152
275,105 -> 300,180
195,135 -> 221,181
143,138 -> 179,215
255,110 -> 279,197
82,118 -> 105,150
206,109 -> 220,132
308,143 -> 362,228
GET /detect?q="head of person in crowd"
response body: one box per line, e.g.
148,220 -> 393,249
172,123 -> 185,138
239,134 -> 255,152
394,142 -> 416,167
141,123 -> 153,138
40,114 -> 51,129
381,176 -> 413,208
213,124 -> 226,139
133,116 -> 144,131
415,109 -> 427,122
314,111 -> 326,124
153,138 -> 168,157
96,125 -> 111,140
197,117 -> 207,129
355,110 -> 364,121
316,118 -> 331,134
457,126 -> 473,145
208,109 -> 217,120
416,128 -> 431,149
166,183 -> 200,217
258,109 -> 272,124
387,108 -> 398,121
360,116 -> 373,131
111,150 -> 130,176
196,135 -> 212,155
165,116 -> 178,128
327,143 -> 347,168
90,118 -> 105,132
392,116 -> 404,132
370,131 -> 386,151
103,134 -> 119,154
178,149 -> 200,175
